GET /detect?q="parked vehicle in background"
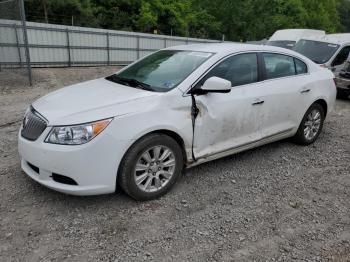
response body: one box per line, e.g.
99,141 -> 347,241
266,29 -> 325,50
334,54 -> 350,98
294,34 -> 350,77
247,39 -> 268,45
18,43 -> 336,200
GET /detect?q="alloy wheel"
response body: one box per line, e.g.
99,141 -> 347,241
134,145 -> 176,193
303,109 -> 322,141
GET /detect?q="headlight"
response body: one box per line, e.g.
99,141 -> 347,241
45,118 -> 112,145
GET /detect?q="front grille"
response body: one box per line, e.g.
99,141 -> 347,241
21,108 -> 47,141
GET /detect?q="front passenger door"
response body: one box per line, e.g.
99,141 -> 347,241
193,53 -> 265,159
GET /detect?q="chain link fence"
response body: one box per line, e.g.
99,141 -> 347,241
0,0 -> 32,86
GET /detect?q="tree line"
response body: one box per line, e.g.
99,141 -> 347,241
24,0 -> 350,41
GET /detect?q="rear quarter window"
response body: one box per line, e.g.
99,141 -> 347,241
294,58 -> 308,74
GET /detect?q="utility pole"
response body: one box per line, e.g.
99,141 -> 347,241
19,0 -> 32,86
42,0 -> 48,23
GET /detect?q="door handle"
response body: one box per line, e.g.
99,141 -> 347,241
300,88 -> 311,94
252,99 -> 264,105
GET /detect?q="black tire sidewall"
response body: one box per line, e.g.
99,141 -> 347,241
294,103 -> 325,145
118,134 -> 183,201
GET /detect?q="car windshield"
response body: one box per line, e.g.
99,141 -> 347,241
266,40 -> 296,49
293,39 -> 340,64
106,50 -> 213,92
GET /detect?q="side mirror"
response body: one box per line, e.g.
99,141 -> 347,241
201,77 -> 232,93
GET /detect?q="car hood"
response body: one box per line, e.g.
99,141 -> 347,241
32,78 -> 160,125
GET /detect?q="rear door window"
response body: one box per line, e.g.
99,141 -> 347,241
263,53 -> 296,79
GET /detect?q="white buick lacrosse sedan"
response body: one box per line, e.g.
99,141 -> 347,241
18,43 -> 336,200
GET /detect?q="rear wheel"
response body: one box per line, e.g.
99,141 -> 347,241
292,103 -> 325,145
118,134 -> 183,201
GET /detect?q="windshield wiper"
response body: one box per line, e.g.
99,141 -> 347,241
124,78 -> 154,91
105,74 -> 155,91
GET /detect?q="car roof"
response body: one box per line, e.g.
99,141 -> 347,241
165,43 -> 318,73
269,29 -> 325,42
301,33 -> 350,45
166,42 -> 299,55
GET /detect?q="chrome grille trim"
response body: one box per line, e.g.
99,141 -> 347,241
21,107 -> 48,141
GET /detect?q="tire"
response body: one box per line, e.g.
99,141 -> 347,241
118,133 -> 183,201
292,103 -> 325,145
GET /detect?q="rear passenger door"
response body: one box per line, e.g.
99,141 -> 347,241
258,53 -> 310,139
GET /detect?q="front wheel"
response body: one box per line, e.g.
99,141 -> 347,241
292,103 -> 325,145
118,134 -> 183,201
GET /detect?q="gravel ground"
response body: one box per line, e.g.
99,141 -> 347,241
0,67 -> 350,261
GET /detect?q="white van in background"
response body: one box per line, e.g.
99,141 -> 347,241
294,34 -> 350,76
266,29 -> 325,49
334,53 -> 350,98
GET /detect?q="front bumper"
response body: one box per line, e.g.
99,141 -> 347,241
18,125 -> 133,196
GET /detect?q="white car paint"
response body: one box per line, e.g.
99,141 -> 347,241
269,29 -> 325,42
266,29 -> 325,49
18,43 -> 336,196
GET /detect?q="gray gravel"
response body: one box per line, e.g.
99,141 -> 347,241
0,67 -> 350,261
